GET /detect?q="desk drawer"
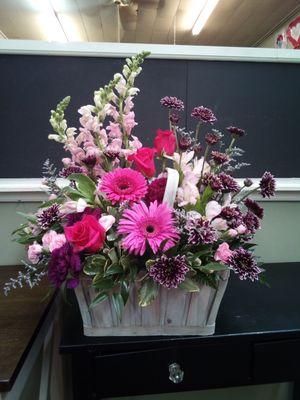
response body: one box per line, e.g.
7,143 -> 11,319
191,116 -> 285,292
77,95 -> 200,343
92,343 -> 251,398
253,339 -> 300,382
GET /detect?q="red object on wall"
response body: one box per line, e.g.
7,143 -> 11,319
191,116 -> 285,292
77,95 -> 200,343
286,16 -> 300,49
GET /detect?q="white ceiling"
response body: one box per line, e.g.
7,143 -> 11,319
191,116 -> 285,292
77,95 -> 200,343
0,0 -> 299,46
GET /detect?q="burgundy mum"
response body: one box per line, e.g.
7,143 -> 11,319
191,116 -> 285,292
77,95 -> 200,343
259,171 -> 276,198
191,106 -> 217,124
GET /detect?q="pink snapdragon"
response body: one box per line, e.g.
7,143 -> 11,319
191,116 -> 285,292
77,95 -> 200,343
123,111 -> 137,135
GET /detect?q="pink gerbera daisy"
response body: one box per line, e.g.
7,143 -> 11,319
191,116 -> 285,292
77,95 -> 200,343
118,201 -> 179,256
98,168 -> 148,204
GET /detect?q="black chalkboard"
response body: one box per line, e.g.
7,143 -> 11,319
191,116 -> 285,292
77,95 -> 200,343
0,54 -> 299,178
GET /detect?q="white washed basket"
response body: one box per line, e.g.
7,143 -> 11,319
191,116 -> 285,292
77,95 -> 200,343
75,270 -> 229,336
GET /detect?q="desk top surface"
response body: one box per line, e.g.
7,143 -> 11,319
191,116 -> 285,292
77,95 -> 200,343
60,262 -> 300,353
0,265 -> 55,391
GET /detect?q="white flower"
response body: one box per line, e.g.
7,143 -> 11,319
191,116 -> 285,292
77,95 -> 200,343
99,215 -> 115,232
205,201 -> 222,221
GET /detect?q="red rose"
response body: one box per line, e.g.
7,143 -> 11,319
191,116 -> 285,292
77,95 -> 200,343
64,214 -> 105,253
154,129 -> 176,156
128,147 -> 156,178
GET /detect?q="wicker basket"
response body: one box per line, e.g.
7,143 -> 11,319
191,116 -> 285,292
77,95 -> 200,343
74,270 -> 229,336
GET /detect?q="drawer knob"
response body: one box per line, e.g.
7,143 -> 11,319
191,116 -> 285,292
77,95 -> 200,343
169,363 -> 184,384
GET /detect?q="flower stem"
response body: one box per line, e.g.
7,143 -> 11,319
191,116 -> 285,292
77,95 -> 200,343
195,122 -> 201,142
199,145 -> 210,187
237,187 -> 259,203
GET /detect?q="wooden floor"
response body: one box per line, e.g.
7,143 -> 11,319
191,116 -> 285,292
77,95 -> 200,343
0,265 -> 54,391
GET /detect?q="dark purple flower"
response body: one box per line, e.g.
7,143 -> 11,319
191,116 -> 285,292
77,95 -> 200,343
244,198 -> 264,219
219,173 -> 240,193
82,155 -> 97,167
244,178 -> 253,187
145,178 -> 167,205
179,135 -> 193,151
191,106 -> 216,124
228,248 -> 261,281
37,204 -> 61,230
160,96 -> 184,111
169,113 -> 180,124
65,207 -> 102,226
192,143 -> 203,154
185,217 -> 218,245
48,243 -> 82,288
59,166 -> 82,178
242,211 -> 260,234
226,126 -> 245,137
220,206 -> 243,229
259,171 -> 276,198
205,131 -> 221,145
211,151 -> 230,165
202,173 -> 223,191
148,255 -> 189,289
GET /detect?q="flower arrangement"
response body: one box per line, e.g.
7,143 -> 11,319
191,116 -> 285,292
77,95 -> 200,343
5,52 -> 275,319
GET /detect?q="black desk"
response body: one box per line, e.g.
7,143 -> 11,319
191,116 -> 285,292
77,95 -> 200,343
60,263 -> 300,400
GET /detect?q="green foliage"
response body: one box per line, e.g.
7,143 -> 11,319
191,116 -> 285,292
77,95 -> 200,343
90,292 -> 109,308
179,278 -> 200,292
196,271 -> 219,289
201,262 -> 229,272
67,173 -> 96,203
138,278 -> 159,307
196,186 -> 214,214
83,255 -> 107,276
112,293 -> 124,321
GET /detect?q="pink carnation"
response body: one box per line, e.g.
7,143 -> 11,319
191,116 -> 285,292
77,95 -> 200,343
118,201 -> 179,255
28,242 -> 43,264
42,230 -> 67,253
99,168 -> 148,204
214,243 -> 232,263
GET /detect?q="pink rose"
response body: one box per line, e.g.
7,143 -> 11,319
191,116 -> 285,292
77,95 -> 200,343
128,147 -> 156,178
28,242 -> 43,264
237,224 -> 247,234
154,129 -> 176,156
214,243 -> 232,263
42,230 -> 66,252
64,214 -> 105,253
228,229 -> 238,238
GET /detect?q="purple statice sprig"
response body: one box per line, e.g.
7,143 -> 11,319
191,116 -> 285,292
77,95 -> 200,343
3,261 -> 47,296
42,159 -> 61,195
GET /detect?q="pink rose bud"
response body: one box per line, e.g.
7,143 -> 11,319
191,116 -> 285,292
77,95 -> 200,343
237,224 -> 247,234
28,242 -> 43,264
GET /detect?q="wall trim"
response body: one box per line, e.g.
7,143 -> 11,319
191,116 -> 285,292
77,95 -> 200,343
0,178 -> 299,203
1,39 -> 300,63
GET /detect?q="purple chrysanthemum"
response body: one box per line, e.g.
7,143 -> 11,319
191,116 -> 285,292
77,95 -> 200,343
218,173 -> 240,193
185,217 -> 218,245
226,126 -> 245,137
145,178 -> 167,205
82,155 -> 97,167
220,206 -> 243,229
37,204 -> 61,230
259,171 -> 276,198
228,248 -> 261,281
65,207 -> 102,226
192,143 -> 203,154
244,198 -> 264,219
160,96 -> 184,111
169,113 -> 180,124
242,211 -> 260,234
202,173 -> 223,191
191,106 -> 216,124
148,254 -> 189,289
205,131 -> 221,145
211,151 -> 230,165
178,135 -> 193,151
48,243 -> 82,288
59,166 -> 82,178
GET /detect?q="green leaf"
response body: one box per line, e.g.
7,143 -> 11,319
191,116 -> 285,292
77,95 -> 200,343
62,186 -> 83,201
107,231 -> 118,241
92,277 -> 115,290
89,292 -> 109,308
104,263 -> 123,277
196,186 -> 214,214
191,247 -> 211,260
67,173 -> 96,202
39,197 -> 63,208
179,278 -> 200,292
196,271 -> 218,289
83,255 -> 106,276
138,279 -> 159,307
201,262 -> 229,272
129,264 -> 138,281
120,255 -> 130,270
108,248 -> 118,264
17,212 -> 37,223
120,281 -> 130,305
112,293 -> 124,320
